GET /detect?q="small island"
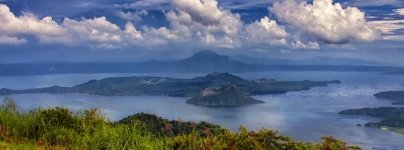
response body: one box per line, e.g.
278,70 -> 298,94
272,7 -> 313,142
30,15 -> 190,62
374,90 -> 404,105
339,107 -> 404,134
0,73 -> 339,106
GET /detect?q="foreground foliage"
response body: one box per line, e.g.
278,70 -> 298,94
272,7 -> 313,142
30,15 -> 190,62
0,97 -> 360,150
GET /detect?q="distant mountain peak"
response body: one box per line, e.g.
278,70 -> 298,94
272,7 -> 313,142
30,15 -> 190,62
193,50 -> 219,56
189,50 -> 227,59
205,72 -> 240,79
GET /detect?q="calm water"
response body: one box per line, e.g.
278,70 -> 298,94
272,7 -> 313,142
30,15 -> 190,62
1,71 -> 404,149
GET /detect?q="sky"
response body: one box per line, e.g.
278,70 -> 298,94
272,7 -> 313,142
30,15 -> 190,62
0,0 -> 403,64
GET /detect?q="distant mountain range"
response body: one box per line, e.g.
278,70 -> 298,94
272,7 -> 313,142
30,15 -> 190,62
135,50 -> 257,73
233,55 -> 389,66
1,50 -> 404,76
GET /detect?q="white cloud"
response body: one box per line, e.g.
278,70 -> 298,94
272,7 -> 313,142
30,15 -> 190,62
291,40 -> 320,49
245,17 -> 288,46
350,0 -> 402,7
0,4 -> 68,44
116,10 -> 148,21
272,0 -> 380,44
62,17 -> 144,48
0,4 -> 144,48
369,20 -> 404,34
63,17 -> 122,44
394,8 -> 404,16
0,1 -> 388,49
124,22 -> 143,41
369,19 -> 404,41
0,35 -> 27,44
156,0 -> 243,47
116,0 -> 245,48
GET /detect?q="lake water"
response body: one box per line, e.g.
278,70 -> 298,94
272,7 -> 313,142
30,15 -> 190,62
1,71 -> 404,149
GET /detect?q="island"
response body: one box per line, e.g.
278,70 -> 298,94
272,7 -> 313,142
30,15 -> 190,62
186,84 -> 264,106
374,90 -> 404,105
0,73 -> 340,106
338,107 -> 404,134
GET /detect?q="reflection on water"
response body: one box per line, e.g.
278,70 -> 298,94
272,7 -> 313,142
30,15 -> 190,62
2,71 -> 404,149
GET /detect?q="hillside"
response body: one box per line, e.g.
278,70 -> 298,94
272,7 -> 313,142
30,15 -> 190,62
186,85 -> 264,106
374,91 -> 404,105
0,98 -> 360,149
339,107 -> 404,128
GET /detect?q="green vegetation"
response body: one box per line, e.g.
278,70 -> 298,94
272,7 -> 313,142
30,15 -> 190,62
0,97 -> 360,150
339,107 -> 404,134
117,113 -> 226,137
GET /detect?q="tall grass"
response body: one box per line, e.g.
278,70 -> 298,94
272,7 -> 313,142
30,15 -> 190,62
0,97 -> 168,149
0,97 -> 360,150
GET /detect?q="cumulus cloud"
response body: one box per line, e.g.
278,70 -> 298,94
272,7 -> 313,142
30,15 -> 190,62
0,0 -> 386,50
154,0 -> 243,47
245,17 -> 288,46
62,17 -> 143,48
0,4 -> 68,44
272,0 -> 380,44
394,8 -> 404,16
0,4 -> 144,48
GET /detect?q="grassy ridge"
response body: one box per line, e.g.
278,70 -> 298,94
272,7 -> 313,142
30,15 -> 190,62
0,97 -> 360,150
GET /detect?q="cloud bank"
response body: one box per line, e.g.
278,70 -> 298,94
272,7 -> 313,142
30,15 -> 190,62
0,4 -> 144,48
151,0 -> 243,47
272,0 -> 380,44
0,0 -> 380,50
0,5 -> 67,44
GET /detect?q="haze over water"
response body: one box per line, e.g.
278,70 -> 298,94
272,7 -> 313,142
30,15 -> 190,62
1,71 -> 404,149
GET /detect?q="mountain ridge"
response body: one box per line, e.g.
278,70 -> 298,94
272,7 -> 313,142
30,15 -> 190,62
1,50 -> 404,76
0,73 -> 340,106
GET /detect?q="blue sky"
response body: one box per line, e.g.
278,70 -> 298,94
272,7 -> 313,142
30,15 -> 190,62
0,0 -> 403,64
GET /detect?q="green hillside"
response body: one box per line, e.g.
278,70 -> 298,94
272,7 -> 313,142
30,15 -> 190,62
0,97 -> 359,150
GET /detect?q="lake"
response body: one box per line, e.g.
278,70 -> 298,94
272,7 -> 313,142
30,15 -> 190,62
1,71 -> 404,149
